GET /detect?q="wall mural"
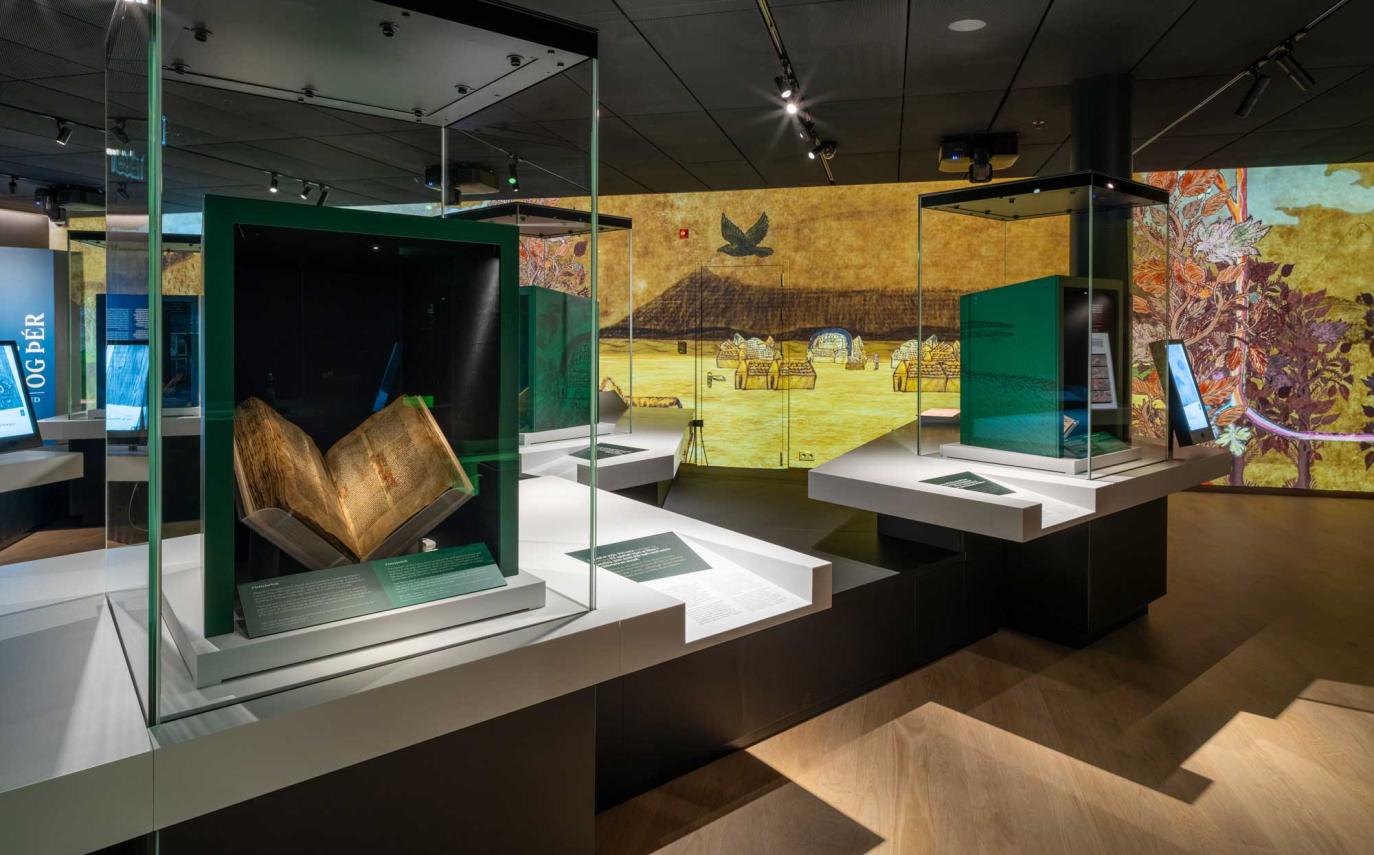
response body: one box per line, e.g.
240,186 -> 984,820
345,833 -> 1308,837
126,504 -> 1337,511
1136,165 -> 1374,491
554,162 -> 1374,491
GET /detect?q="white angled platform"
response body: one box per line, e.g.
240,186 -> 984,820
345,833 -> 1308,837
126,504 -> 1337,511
0,448 -> 82,493
519,407 -> 692,492
810,422 -> 1230,542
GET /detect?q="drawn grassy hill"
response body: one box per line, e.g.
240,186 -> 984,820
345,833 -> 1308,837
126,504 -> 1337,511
603,268 -> 959,342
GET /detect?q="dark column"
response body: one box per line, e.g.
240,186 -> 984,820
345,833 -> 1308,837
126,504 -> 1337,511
1069,73 -> 1134,444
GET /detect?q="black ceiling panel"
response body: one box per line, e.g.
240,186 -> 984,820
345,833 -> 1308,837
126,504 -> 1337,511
1266,67 -> 1374,132
1132,134 -> 1236,172
613,155 -> 709,192
771,0 -> 907,103
903,0 -> 1049,97
898,90 -> 1003,154
617,0 -> 752,22
806,97 -> 901,155
989,86 -> 1069,141
1171,66 -> 1367,138
3,0 -> 1374,209
585,18 -> 701,116
635,9 -> 782,110
1192,128 -> 1346,168
621,110 -> 741,164
1015,0 -> 1193,89
1133,0 -> 1338,80
686,158 -> 764,190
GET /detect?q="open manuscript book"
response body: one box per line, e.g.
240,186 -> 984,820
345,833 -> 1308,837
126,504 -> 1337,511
233,395 -> 474,570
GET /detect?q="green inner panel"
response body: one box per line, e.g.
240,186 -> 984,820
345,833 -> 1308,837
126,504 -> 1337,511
520,285 -> 594,434
960,276 -> 1065,457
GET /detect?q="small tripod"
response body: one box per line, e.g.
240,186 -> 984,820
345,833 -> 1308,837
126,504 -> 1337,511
684,417 -> 708,465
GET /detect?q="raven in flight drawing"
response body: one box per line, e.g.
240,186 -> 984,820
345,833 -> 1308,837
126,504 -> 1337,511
718,212 -> 773,257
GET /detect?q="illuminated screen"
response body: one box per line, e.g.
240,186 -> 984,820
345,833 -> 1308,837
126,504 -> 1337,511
106,343 -> 150,433
1166,342 -> 1210,433
0,343 -> 37,442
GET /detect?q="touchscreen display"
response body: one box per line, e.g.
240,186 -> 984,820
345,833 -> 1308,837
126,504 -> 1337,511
0,344 -> 36,441
106,343 -> 150,432
1166,342 -> 1209,433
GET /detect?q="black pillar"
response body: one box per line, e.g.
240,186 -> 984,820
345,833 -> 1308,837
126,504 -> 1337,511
1069,74 -> 1134,443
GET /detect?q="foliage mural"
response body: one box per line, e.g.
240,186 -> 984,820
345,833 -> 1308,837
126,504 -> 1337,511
1135,167 -> 1374,491
519,234 -> 589,298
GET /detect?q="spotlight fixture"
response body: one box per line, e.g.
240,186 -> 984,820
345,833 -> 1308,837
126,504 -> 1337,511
299,180 -> 312,200
111,119 -> 129,145
1135,0 -> 1349,158
54,120 -> 72,146
268,173 -> 279,193
507,155 -> 520,193
1235,68 -> 1271,118
1275,47 -> 1316,91
116,181 -> 130,201
757,0 -> 835,183
948,19 -> 987,32
316,185 -> 330,206
7,175 -> 16,195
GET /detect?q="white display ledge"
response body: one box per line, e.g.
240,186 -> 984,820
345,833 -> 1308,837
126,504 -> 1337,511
518,421 -> 613,445
810,422 -> 1230,542
162,564 -> 546,688
0,596 -> 154,855
0,448 -> 82,494
0,476 -> 829,851
519,407 -> 692,492
38,413 -> 202,442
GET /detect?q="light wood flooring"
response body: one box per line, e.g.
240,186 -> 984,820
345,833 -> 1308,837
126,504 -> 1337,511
597,490 -> 1374,854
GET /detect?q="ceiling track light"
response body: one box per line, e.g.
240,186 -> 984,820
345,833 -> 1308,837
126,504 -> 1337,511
1136,0 -> 1348,156
756,0 -> 835,184
316,185 -> 329,207
1275,47 -> 1316,91
111,119 -> 129,145
1235,67 -> 1271,118
507,155 -> 520,193
7,175 -> 16,195
268,173 -> 279,193
54,119 -> 72,146
299,180 -> 312,200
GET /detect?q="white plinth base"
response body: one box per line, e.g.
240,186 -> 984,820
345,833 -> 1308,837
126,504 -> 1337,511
519,422 -> 613,445
940,442 -> 1142,475
164,568 -> 546,687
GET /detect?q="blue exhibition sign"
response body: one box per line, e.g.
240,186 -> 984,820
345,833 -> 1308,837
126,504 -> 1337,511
0,247 -> 58,419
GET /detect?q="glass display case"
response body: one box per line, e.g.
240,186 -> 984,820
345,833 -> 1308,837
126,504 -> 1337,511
917,172 -> 1176,478
449,202 -> 634,442
94,0 -> 600,723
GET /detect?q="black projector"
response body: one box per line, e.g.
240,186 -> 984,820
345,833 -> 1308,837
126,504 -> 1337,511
939,133 -> 1019,183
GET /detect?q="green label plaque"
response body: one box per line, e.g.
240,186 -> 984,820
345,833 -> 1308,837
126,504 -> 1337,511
238,543 -> 506,637
567,531 -> 710,583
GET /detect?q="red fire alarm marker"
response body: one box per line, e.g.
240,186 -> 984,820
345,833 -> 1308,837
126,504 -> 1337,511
678,228 -> 689,239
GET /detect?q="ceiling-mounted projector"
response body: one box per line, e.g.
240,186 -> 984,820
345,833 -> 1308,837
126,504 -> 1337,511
939,133 -> 1019,183
424,163 -> 499,197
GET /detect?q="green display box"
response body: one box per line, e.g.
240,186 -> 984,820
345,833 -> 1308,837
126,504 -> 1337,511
959,275 -> 1127,458
202,197 -> 520,638
519,285 -> 594,435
